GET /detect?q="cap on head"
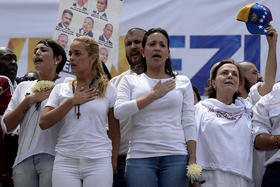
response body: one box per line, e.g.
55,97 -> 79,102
237,3 -> 272,35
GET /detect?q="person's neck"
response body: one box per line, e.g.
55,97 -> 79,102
39,71 -> 57,81
145,69 -> 169,79
76,74 -> 93,88
130,64 -> 144,75
216,92 -> 234,105
238,85 -> 248,99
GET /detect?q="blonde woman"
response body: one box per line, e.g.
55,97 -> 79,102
39,36 -> 120,187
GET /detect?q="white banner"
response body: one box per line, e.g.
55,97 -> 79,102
0,0 -> 279,95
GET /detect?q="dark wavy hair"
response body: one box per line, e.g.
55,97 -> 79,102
205,59 -> 241,103
37,39 -> 67,74
141,28 -> 176,78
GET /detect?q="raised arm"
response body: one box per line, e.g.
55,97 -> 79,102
258,26 -> 278,96
4,89 -> 52,132
39,86 -> 99,130
114,76 -> 175,120
136,80 -> 175,109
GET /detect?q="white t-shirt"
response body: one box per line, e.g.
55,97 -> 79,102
247,82 -> 262,106
1,80 -> 62,168
252,87 -> 280,166
110,69 -> 135,155
46,82 -> 116,159
114,73 -> 197,159
195,98 -> 253,180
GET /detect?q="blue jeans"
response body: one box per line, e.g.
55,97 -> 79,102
125,155 -> 189,187
13,153 -> 54,187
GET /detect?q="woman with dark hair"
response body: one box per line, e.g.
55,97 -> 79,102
195,59 -> 254,186
114,28 -> 197,187
1,39 -> 67,187
192,85 -> 201,105
39,36 -> 120,187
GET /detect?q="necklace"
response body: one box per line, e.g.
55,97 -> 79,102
72,78 -> 96,119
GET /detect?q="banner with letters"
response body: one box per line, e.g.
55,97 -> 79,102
0,0 -> 279,95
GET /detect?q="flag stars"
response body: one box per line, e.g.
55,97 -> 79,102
258,25 -> 263,29
259,18 -> 264,23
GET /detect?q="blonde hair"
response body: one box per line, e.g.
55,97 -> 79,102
73,36 -> 109,97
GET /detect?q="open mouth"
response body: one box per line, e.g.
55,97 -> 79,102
152,54 -> 162,59
224,81 -> 234,85
34,57 -> 43,64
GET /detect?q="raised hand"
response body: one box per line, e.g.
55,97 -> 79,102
28,89 -> 53,104
71,87 -> 99,105
266,25 -> 278,47
152,79 -> 176,99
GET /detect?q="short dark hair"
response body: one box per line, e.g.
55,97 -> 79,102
37,39 -> 67,74
126,28 -> 146,36
85,16 -> 94,24
141,28 -> 175,78
62,9 -> 73,16
205,59 -> 241,102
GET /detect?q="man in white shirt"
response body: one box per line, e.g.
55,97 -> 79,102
111,28 -> 146,187
238,26 -> 277,105
238,26 -> 278,187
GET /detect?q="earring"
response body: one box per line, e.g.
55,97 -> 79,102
55,62 -> 58,65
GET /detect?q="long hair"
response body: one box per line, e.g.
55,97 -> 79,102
141,28 -> 176,78
205,59 -> 241,103
73,36 -> 109,97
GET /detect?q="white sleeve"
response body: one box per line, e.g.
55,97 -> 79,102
252,98 -> 271,141
1,83 -> 24,133
181,77 -> 197,142
45,84 -> 61,108
247,82 -> 262,105
106,83 -> 116,108
114,76 -> 139,120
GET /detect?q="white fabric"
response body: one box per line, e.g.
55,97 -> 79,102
201,170 -> 253,187
46,82 -> 116,159
252,87 -> 280,166
52,154 -> 112,187
247,82 -> 262,106
195,98 -> 253,180
1,79 -> 62,168
110,69 -> 134,155
114,73 -> 196,159
246,81 -> 265,187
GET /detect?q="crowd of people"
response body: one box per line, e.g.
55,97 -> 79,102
0,23 -> 279,187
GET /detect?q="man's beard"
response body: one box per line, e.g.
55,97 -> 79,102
127,55 -> 144,74
244,77 -> 262,93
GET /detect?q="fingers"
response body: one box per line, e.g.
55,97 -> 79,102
266,25 -> 278,39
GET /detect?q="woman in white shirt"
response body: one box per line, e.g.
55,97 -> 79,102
39,36 -> 120,187
114,28 -> 197,187
195,59 -> 254,187
1,39 -> 67,187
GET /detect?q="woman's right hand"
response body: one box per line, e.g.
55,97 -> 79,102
152,79 -> 175,99
70,87 -> 99,105
27,89 -> 53,105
